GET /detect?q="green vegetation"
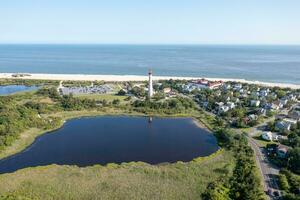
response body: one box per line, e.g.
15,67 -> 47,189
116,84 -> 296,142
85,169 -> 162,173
279,169 -> 300,200
0,95 -> 61,151
203,129 -> 265,200
132,96 -> 196,114
0,149 -> 234,200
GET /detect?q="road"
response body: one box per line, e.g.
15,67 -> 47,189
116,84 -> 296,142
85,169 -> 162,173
241,115 -> 286,200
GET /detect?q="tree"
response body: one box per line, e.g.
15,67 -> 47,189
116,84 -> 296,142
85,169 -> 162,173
202,182 -> 231,200
112,99 -> 120,105
276,90 -> 287,99
117,89 -> 126,96
287,148 -> 300,174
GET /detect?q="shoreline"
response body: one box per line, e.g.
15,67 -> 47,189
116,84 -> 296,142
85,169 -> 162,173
0,72 -> 300,89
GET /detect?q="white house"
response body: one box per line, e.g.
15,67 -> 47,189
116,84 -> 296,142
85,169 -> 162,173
262,132 -> 273,141
250,100 -> 261,107
280,98 -> 288,106
260,90 -> 269,97
219,105 -> 230,113
226,102 -> 235,109
233,84 -> 243,91
283,118 -> 298,125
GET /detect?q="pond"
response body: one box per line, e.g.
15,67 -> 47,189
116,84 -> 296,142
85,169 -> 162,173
0,85 -> 39,95
0,116 -> 219,174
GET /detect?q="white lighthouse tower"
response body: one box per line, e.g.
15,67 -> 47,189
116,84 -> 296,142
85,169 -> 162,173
148,69 -> 153,98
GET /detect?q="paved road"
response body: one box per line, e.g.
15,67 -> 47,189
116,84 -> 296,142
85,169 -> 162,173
242,115 -> 286,200
247,135 -> 281,200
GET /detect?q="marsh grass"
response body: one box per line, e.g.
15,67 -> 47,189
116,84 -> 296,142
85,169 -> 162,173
0,150 -> 234,200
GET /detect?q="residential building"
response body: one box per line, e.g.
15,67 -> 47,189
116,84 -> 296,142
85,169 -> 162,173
262,132 -> 273,141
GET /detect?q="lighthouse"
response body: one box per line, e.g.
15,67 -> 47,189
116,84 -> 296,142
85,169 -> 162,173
148,70 -> 153,98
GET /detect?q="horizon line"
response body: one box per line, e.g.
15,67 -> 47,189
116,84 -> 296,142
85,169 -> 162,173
1,43 -> 300,46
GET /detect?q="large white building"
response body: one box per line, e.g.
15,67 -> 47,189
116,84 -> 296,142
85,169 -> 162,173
148,70 -> 153,98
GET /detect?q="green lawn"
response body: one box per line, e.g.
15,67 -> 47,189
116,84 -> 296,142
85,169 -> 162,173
0,151 -> 234,200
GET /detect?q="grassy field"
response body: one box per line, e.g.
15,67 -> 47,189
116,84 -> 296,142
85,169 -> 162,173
75,93 -> 128,102
0,150 -> 234,200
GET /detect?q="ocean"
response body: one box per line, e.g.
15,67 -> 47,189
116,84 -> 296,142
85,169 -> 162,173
0,44 -> 299,84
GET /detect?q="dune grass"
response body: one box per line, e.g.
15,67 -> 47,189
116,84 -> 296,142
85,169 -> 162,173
0,150 -> 234,200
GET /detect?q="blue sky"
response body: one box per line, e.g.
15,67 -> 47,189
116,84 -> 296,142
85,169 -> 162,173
1,0 -> 300,44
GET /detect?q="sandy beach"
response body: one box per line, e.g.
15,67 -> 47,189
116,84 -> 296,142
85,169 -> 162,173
0,73 -> 300,89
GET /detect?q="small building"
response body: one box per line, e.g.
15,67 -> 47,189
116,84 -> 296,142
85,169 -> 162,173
250,100 -> 261,107
276,145 -> 289,158
219,105 -> 230,114
262,132 -> 273,141
280,98 -> 288,106
248,114 -> 258,121
257,108 -> 267,116
275,121 -> 291,132
288,94 -> 297,101
273,101 -> 284,109
260,90 -> 269,97
283,118 -> 298,126
233,84 -> 243,90
163,87 -> 172,94
226,102 -> 235,109
289,110 -> 300,121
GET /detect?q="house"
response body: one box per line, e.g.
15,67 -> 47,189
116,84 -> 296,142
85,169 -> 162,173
271,93 -> 278,98
219,105 -> 230,113
276,121 -> 291,131
233,84 -> 243,91
275,114 -> 286,120
183,79 -> 223,91
280,98 -> 288,106
223,84 -> 231,90
264,103 -> 280,111
250,100 -> 261,107
273,101 -> 284,109
251,91 -> 259,97
260,89 -> 269,97
215,102 -> 224,107
226,102 -> 235,109
289,110 -> 300,121
248,114 -> 258,121
262,132 -> 273,141
288,94 -> 297,101
276,145 -> 289,158
283,118 -> 298,125
163,87 -> 172,93
257,108 -> 267,116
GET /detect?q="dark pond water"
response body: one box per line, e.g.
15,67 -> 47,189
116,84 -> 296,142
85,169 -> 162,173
0,116 -> 219,174
0,85 -> 39,95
